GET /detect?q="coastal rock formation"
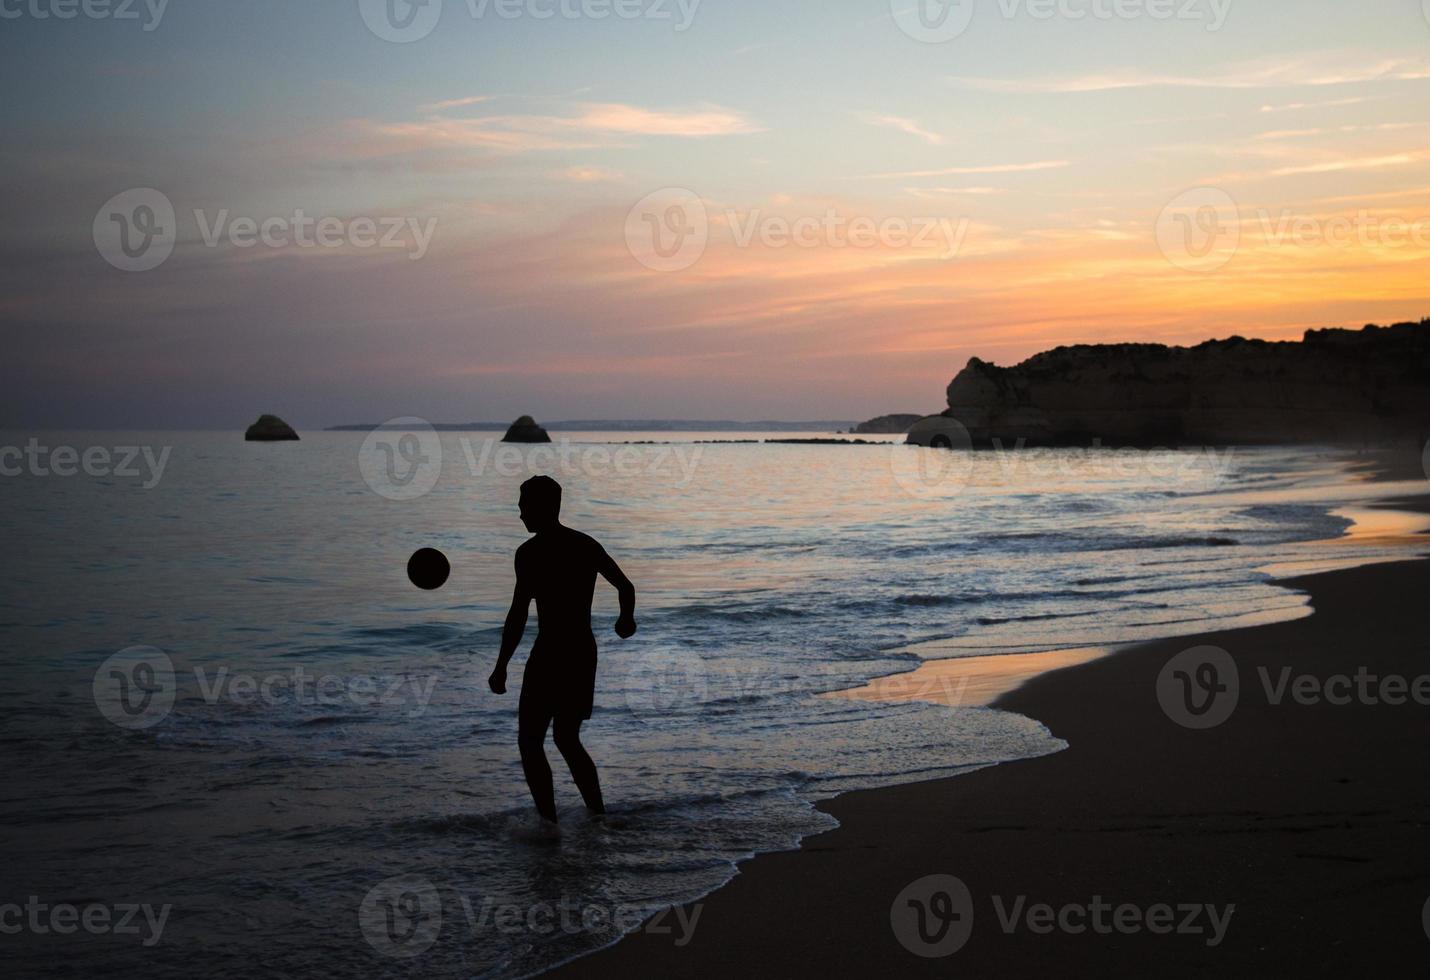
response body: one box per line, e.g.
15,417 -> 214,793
502,415 -> 552,443
853,414 -> 922,434
244,414 -> 299,441
911,320 -> 1430,447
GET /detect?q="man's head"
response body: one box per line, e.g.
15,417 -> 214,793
518,475 -> 562,532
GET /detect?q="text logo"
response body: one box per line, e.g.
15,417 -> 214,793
360,0 -> 443,42
890,417 -> 975,499
1157,645 -> 1239,729
1156,187 -> 1239,273
892,0 -> 975,42
890,874 -> 974,957
93,188 -> 176,272
625,188 -> 708,272
359,418 -> 443,500
93,646 -> 177,729
359,875 -> 442,957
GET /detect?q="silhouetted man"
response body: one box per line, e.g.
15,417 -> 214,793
489,475 -> 637,824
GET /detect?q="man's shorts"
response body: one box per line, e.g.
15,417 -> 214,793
519,638 -> 598,727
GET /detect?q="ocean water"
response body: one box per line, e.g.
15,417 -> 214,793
0,431 -> 1422,978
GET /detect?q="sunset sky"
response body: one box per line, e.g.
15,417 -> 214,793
4,0 -> 1429,428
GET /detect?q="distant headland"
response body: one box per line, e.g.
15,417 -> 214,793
327,419 -> 858,432
909,318 -> 1430,448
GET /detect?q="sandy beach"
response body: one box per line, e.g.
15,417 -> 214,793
547,474 -> 1430,977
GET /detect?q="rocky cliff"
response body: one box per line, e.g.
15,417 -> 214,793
930,319 -> 1430,447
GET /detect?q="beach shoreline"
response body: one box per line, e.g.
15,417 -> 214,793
544,455 -> 1430,977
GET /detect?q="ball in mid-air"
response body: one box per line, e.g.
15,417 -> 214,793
407,548 -> 451,590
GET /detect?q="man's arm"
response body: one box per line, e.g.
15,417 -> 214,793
489,557 -> 531,694
595,546 -> 637,638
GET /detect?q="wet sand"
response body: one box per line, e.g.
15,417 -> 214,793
545,470 -> 1430,977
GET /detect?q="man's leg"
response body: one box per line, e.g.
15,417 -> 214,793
518,699 -> 558,823
552,716 -> 604,815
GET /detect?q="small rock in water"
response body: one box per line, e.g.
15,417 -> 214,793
244,414 -> 300,441
502,415 -> 551,443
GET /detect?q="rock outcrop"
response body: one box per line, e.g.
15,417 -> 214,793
502,415 -> 551,443
854,414 -> 923,434
916,320 -> 1430,447
244,414 -> 299,441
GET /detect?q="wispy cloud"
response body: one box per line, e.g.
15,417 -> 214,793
1256,122 -> 1419,140
861,160 -> 1069,179
948,57 -> 1430,94
419,95 -> 495,112
1259,96 -> 1372,113
1271,151 -> 1430,177
558,165 -> 623,183
861,114 -> 944,145
352,99 -> 763,156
